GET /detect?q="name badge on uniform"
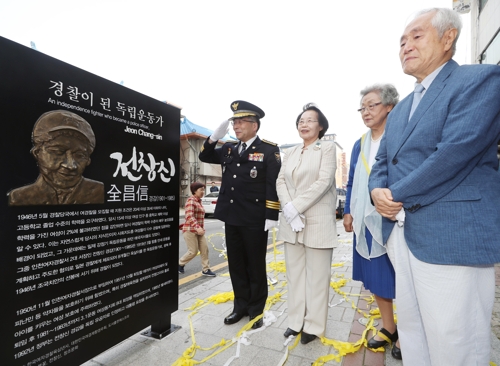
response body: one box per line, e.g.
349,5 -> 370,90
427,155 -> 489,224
250,166 -> 257,178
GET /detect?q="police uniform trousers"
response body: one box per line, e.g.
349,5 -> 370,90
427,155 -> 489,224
388,224 -> 495,366
285,242 -> 333,337
225,224 -> 269,317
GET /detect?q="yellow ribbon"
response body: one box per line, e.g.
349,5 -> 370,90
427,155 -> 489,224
174,234 -> 497,366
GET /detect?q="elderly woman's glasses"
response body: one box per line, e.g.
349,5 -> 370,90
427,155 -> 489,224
357,102 -> 382,113
298,119 -> 318,126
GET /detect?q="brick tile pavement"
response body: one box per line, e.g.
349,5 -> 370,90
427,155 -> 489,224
341,287 -> 396,366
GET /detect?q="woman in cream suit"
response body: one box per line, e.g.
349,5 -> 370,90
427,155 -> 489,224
277,103 -> 337,344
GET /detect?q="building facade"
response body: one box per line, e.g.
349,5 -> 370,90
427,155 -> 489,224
470,0 -> 500,65
467,0 -> 500,160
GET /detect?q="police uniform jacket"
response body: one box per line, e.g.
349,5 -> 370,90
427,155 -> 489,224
199,136 -> 281,226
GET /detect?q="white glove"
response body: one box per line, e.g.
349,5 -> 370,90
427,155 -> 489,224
283,202 -> 299,224
210,120 -> 230,142
290,215 -> 305,232
264,219 -> 278,231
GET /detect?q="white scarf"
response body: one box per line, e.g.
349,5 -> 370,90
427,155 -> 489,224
350,131 -> 386,259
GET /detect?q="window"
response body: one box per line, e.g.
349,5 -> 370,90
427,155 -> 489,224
479,0 -> 489,13
481,30 -> 500,65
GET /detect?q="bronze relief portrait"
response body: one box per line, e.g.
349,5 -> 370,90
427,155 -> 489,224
7,110 -> 104,206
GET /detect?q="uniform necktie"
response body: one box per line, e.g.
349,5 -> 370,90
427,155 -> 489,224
409,83 -> 425,120
239,142 -> 247,156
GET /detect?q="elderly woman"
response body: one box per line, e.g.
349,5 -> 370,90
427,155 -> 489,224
343,84 -> 401,359
179,182 -> 216,277
277,103 -> 337,344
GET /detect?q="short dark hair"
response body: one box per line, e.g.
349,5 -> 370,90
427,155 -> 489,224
295,105 -> 329,139
190,182 -> 205,194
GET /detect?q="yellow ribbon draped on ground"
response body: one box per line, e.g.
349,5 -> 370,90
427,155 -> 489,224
173,236 -> 386,365
206,233 -> 228,260
173,234 -> 496,366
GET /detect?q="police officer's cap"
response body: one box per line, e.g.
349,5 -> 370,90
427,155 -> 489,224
32,110 -> 96,152
229,100 -> 265,120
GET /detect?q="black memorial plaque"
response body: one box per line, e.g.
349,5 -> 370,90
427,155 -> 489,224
0,36 -> 180,365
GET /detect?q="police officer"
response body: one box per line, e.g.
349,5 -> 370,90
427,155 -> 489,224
199,100 -> 281,329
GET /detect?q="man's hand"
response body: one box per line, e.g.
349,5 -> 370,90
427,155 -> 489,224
264,219 -> 278,231
343,213 -> 353,232
370,188 -> 403,220
196,227 -> 205,235
209,120 -> 230,142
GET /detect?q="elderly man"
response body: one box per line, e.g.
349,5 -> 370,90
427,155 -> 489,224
199,100 -> 280,329
369,8 -> 500,366
8,110 -> 104,205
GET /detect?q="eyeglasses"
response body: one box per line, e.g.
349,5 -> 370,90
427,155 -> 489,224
297,119 -> 318,126
231,119 -> 255,126
357,102 -> 382,113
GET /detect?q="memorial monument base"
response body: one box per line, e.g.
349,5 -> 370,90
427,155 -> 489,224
141,322 -> 181,340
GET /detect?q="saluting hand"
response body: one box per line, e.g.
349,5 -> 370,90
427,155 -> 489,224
209,120 -> 230,143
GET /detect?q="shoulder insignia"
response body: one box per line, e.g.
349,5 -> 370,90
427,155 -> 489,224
262,139 -> 278,146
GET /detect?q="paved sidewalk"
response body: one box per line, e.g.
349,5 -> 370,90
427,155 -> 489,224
82,219 -> 500,366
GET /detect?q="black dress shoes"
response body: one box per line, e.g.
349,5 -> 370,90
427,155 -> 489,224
249,315 -> 263,329
283,328 -> 300,338
391,343 -> 402,360
224,312 -> 245,325
367,327 -> 398,349
300,332 -> 317,344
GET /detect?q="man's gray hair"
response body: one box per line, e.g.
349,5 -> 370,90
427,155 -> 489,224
415,8 -> 462,56
360,84 -> 399,106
